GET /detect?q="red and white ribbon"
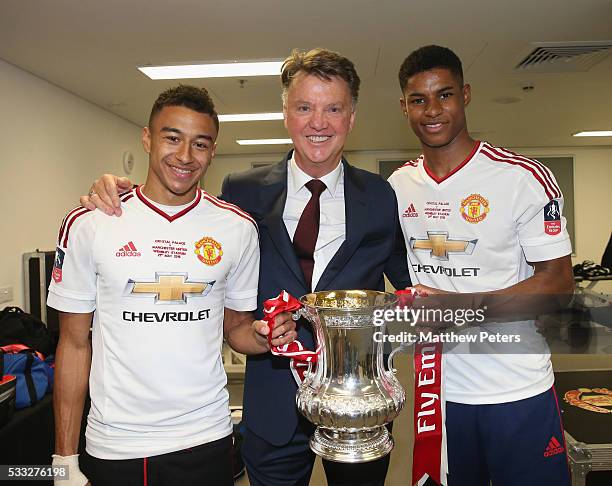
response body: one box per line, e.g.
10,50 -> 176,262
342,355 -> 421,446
263,290 -> 320,384
396,289 -> 448,486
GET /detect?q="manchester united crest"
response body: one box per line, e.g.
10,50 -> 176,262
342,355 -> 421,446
460,194 -> 490,224
564,387 -> 612,414
195,237 -> 223,266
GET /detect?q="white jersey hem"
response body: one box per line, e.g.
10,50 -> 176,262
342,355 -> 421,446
445,372 -> 554,405
85,424 -> 233,460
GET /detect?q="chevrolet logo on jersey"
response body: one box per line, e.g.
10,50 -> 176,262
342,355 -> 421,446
410,231 -> 477,261
126,273 -> 215,303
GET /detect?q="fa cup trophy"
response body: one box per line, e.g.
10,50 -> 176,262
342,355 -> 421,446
294,290 -> 405,463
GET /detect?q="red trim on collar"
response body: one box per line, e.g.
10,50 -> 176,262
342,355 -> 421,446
423,140 -> 481,184
135,185 -> 201,222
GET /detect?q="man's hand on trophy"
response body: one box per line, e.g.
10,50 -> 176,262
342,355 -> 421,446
253,311 -> 297,349
413,284 -> 475,312
410,284 -> 493,338
412,283 -> 451,297
402,285 -> 458,335
80,173 -> 133,216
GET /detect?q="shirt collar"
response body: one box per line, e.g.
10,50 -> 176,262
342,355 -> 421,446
288,153 -> 344,198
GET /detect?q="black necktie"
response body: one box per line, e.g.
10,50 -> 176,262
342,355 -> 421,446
293,179 -> 326,290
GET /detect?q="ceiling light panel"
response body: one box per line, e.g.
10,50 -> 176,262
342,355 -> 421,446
572,131 -> 612,137
219,112 -> 284,122
236,138 -> 293,145
138,61 -> 283,80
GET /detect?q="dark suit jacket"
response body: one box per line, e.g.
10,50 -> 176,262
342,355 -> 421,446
220,151 -> 411,446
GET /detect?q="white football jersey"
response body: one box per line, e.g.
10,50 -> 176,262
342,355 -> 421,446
48,186 -> 259,459
389,141 -> 572,404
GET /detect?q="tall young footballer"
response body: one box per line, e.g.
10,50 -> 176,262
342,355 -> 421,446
388,46 -> 573,485
47,86 -> 296,486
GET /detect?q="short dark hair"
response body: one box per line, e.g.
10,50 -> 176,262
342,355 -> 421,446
398,45 -> 464,92
148,85 -> 219,132
281,48 -> 360,109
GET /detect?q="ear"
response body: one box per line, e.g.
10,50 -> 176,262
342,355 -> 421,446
142,127 -> 151,154
210,142 -> 217,162
348,109 -> 356,132
283,102 -> 288,130
400,97 -> 407,116
463,83 -> 471,107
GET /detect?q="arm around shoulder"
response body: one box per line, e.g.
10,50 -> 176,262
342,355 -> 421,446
80,174 -> 134,216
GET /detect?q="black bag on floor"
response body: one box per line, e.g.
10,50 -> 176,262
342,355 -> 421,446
0,307 -> 58,357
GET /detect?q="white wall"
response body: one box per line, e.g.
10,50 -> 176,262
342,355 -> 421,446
0,59 -> 147,308
205,145 -> 612,293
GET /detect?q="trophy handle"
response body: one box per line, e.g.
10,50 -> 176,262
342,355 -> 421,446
291,307 -> 320,380
387,344 -> 410,374
305,360 -> 314,379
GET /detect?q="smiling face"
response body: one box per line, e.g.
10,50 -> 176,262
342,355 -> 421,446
400,67 -> 471,150
142,105 -> 217,205
283,72 -> 355,178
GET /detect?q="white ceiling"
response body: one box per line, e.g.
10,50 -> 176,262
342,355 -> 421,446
1,0 -> 611,155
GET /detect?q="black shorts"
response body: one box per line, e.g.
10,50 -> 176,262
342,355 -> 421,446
80,435 -> 233,486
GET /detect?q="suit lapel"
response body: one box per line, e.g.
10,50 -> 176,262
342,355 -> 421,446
315,160 -> 368,291
260,153 -> 307,288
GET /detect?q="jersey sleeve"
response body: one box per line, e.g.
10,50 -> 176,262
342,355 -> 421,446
514,170 -> 572,262
224,220 -> 259,311
47,208 -> 97,313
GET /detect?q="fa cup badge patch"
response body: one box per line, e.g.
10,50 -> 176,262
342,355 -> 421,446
544,200 -> 561,235
53,247 -> 65,283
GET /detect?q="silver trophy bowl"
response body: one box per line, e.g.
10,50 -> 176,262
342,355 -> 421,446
294,290 -> 405,463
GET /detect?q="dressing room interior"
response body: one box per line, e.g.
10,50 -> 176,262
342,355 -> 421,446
1,1 -> 611,485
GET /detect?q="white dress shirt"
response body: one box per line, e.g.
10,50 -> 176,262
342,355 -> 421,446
283,155 -> 346,290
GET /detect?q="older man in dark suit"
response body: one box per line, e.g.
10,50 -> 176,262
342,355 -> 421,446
81,48 -> 410,486
222,48 -> 412,486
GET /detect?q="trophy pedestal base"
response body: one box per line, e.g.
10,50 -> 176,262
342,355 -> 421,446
310,427 -> 394,463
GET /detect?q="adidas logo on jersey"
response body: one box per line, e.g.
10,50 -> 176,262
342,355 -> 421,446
116,241 -> 141,257
403,203 -> 419,218
543,436 -> 564,457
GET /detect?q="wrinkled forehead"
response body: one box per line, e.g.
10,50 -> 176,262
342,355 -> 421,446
285,72 -> 352,101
